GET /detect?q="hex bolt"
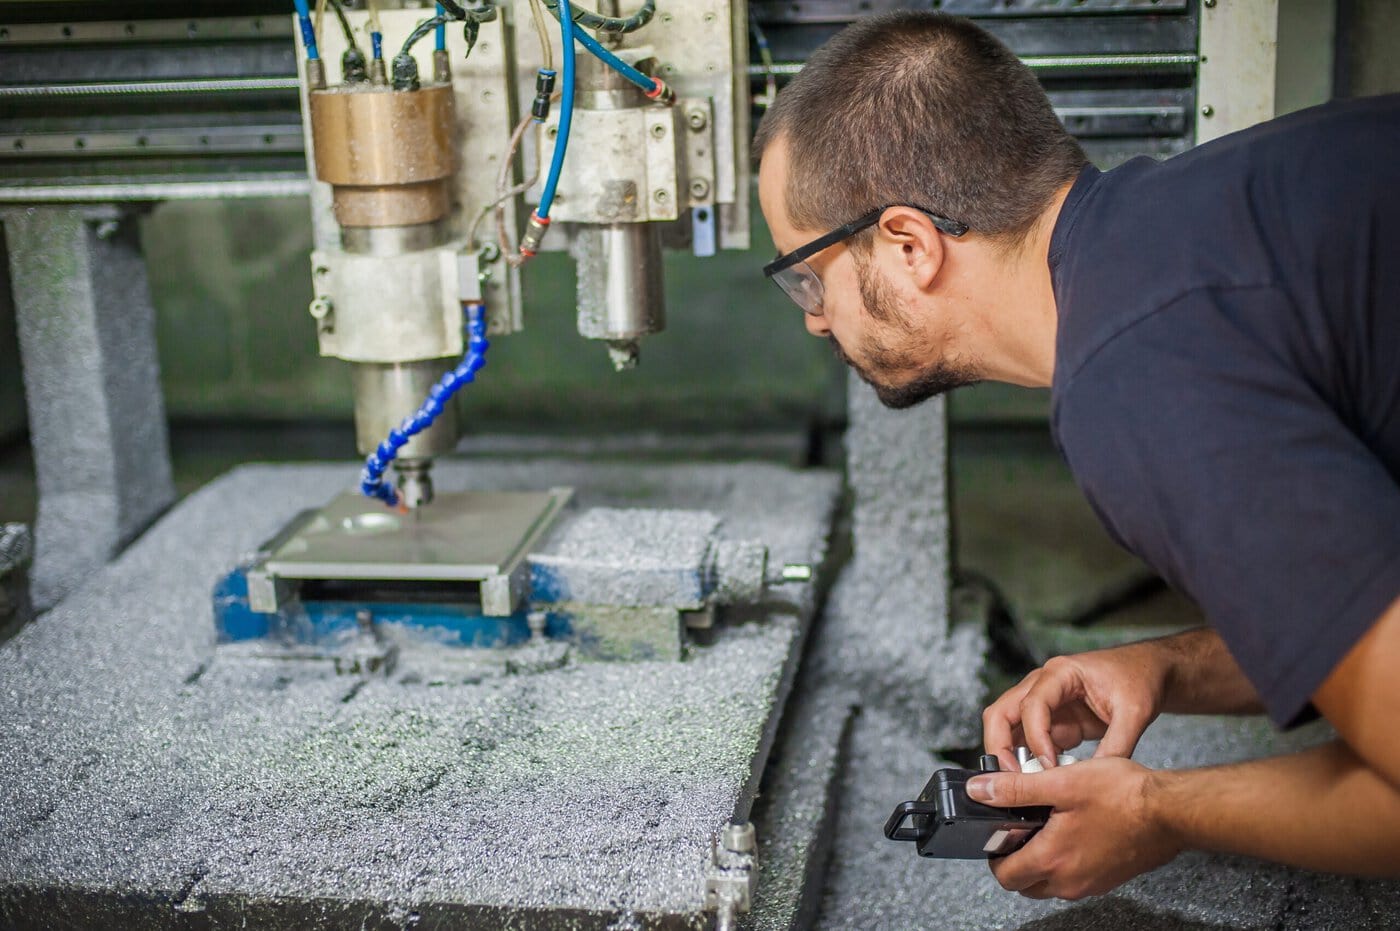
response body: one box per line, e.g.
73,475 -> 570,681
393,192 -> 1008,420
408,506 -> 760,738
687,108 -> 709,131
721,821 -> 756,854
527,611 -> 547,642
1201,104 -> 1215,118
650,123 -> 668,140
308,298 -> 333,332
689,178 -> 711,200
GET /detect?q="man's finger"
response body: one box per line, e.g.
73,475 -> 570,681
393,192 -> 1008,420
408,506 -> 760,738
988,842 -> 1049,892
983,670 -> 1040,770
966,770 -> 1067,808
1019,669 -> 1081,769
1093,702 -> 1150,759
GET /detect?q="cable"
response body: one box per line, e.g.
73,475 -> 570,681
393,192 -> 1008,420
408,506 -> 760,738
435,3 -> 447,52
528,0 -> 554,72
293,0 -> 319,60
395,0 -> 498,86
569,25 -> 663,98
315,0 -> 327,49
540,0 -> 654,35
523,0 -> 574,255
468,109 -> 545,248
329,0 -> 358,48
359,305 -> 491,510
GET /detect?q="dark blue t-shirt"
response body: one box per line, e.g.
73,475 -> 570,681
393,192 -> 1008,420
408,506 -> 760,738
1049,94 -> 1400,728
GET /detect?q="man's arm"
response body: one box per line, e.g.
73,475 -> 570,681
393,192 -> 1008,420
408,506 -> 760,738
1154,626 -> 1263,715
1148,740 -> 1400,877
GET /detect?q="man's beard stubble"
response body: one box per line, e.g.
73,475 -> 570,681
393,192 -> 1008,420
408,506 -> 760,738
829,259 -> 980,410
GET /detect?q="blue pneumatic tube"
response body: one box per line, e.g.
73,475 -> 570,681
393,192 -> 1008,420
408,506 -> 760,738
536,0 -> 575,220
570,25 -> 657,95
293,0 -> 319,59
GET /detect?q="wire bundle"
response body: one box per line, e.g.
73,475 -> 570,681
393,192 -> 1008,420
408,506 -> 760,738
358,305 -> 490,510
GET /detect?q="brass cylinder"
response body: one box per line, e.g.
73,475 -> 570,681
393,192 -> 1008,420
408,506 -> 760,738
309,84 -> 456,227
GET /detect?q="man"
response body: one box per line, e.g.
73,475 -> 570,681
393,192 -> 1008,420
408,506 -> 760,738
754,11 -> 1400,898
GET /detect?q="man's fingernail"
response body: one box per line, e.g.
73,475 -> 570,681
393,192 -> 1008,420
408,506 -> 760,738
967,776 -> 994,802
1038,755 -> 1055,770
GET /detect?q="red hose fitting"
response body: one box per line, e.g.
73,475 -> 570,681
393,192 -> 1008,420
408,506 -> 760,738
645,78 -> 675,106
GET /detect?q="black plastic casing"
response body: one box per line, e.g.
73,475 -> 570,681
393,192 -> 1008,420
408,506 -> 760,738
884,759 -> 1050,859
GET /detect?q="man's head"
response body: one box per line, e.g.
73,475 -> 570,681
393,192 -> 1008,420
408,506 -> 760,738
755,12 -> 1087,407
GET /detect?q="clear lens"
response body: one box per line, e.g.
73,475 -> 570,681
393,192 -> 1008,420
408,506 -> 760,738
772,260 -> 824,316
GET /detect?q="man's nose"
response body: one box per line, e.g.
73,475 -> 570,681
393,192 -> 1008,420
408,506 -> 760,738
804,313 -> 830,338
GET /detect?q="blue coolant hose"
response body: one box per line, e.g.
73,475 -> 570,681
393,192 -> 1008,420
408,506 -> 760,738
360,305 -> 490,509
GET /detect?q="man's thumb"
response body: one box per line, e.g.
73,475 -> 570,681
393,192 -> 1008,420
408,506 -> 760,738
966,772 -> 1054,808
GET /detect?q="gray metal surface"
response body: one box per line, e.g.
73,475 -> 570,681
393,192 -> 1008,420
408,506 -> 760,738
820,377 -> 987,749
0,459 -> 840,928
0,205 -> 175,611
0,523 -> 33,640
265,488 -> 570,581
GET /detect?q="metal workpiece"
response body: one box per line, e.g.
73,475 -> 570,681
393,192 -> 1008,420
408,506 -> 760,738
351,360 -> 460,460
308,82 -> 457,228
260,487 -> 573,618
0,205 -> 175,611
571,222 -> 665,370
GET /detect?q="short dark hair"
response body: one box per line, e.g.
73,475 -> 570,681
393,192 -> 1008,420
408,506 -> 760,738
754,11 -> 1087,248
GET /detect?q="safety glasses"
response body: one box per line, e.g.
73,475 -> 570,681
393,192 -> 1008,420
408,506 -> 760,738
763,205 -> 968,316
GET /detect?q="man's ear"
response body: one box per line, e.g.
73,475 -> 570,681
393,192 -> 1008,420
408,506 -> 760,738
874,207 -> 945,291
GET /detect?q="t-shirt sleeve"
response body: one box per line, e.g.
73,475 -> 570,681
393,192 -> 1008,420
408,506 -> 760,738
1053,287 -> 1400,727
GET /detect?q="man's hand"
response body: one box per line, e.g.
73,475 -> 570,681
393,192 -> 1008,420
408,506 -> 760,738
982,643 -> 1169,772
982,628 -> 1264,772
967,758 -> 1181,900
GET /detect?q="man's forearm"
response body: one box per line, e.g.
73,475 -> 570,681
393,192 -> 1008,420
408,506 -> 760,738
1152,627 -> 1264,715
1147,740 -> 1400,876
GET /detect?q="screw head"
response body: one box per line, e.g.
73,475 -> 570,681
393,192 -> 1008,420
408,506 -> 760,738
687,109 -> 708,131
308,297 -> 332,319
1204,0 -> 1217,6
653,188 -> 670,203
1201,104 -> 1215,117
689,178 -> 711,200
650,123 -> 668,139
